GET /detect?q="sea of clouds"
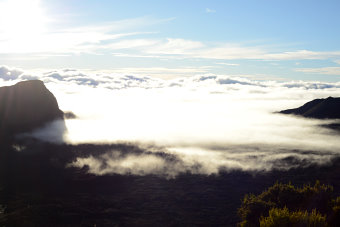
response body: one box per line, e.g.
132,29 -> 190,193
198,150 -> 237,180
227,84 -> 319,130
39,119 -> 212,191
2,65 -> 340,177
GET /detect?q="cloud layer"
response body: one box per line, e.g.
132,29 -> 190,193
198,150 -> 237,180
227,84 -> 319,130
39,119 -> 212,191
4,66 -> 340,177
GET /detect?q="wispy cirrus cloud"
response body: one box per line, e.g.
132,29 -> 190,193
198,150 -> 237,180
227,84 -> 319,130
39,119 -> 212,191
105,38 -> 160,50
216,62 -> 240,66
102,38 -> 340,61
2,12 -> 340,81
206,8 -> 216,13
0,16 -> 172,54
296,67 -> 340,76
2,12 -> 340,64
264,50 -> 340,61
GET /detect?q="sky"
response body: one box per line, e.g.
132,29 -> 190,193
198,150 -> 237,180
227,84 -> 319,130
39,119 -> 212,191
1,0 -> 340,81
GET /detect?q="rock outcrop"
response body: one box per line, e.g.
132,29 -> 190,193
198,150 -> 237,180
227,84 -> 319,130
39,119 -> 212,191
279,97 -> 340,119
0,80 -> 64,137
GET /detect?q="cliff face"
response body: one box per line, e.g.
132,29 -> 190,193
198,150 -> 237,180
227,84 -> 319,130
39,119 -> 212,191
280,97 -> 340,119
0,80 -> 64,136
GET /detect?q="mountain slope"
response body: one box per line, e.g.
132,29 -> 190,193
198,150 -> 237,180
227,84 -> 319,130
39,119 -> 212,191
0,80 -> 64,137
280,97 -> 340,119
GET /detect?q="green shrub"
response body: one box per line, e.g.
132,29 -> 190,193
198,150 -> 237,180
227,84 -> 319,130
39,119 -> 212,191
259,207 -> 327,227
329,197 -> 340,226
238,181 -> 336,226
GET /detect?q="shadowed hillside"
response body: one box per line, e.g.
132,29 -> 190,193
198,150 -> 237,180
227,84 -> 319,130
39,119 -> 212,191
280,97 -> 340,119
0,80 -> 64,138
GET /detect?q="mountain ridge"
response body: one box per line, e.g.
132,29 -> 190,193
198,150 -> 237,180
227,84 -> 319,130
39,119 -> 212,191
279,96 -> 340,119
0,80 -> 64,138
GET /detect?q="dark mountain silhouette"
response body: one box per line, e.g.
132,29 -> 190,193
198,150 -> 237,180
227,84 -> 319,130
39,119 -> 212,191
0,80 -> 64,137
280,97 -> 340,119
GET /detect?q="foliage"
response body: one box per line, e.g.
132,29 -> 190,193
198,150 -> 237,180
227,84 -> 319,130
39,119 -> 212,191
238,181 -> 340,226
329,196 -> 340,226
259,207 -> 327,227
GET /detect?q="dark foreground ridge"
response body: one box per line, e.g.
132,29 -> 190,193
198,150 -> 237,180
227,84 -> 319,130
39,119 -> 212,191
0,80 -> 64,137
280,96 -> 340,119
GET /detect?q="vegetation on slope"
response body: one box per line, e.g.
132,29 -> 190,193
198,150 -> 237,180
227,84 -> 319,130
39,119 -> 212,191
238,181 -> 340,226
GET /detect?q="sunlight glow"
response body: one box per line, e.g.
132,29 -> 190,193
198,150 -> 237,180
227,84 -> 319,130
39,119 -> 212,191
0,0 -> 48,52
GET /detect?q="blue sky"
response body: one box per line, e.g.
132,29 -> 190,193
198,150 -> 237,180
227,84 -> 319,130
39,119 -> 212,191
1,0 -> 340,81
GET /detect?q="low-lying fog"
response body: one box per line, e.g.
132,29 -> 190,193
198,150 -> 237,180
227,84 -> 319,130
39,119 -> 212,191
4,68 -> 340,177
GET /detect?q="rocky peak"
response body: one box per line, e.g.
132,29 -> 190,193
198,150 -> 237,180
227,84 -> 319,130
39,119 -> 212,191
0,80 -> 64,137
279,97 -> 340,119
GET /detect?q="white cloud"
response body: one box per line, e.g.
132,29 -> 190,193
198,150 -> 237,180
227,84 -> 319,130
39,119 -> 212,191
109,66 -> 212,78
106,38 -> 160,50
195,48 -> 340,61
0,16 -> 172,54
105,38 -> 340,61
264,50 -> 321,60
206,8 -> 216,13
9,66 -> 340,176
4,65 -> 340,91
0,65 -> 23,80
296,67 -> 340,76
71,151 -> 170,176
216,62 -> 240,66
144,38 -> 205,55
